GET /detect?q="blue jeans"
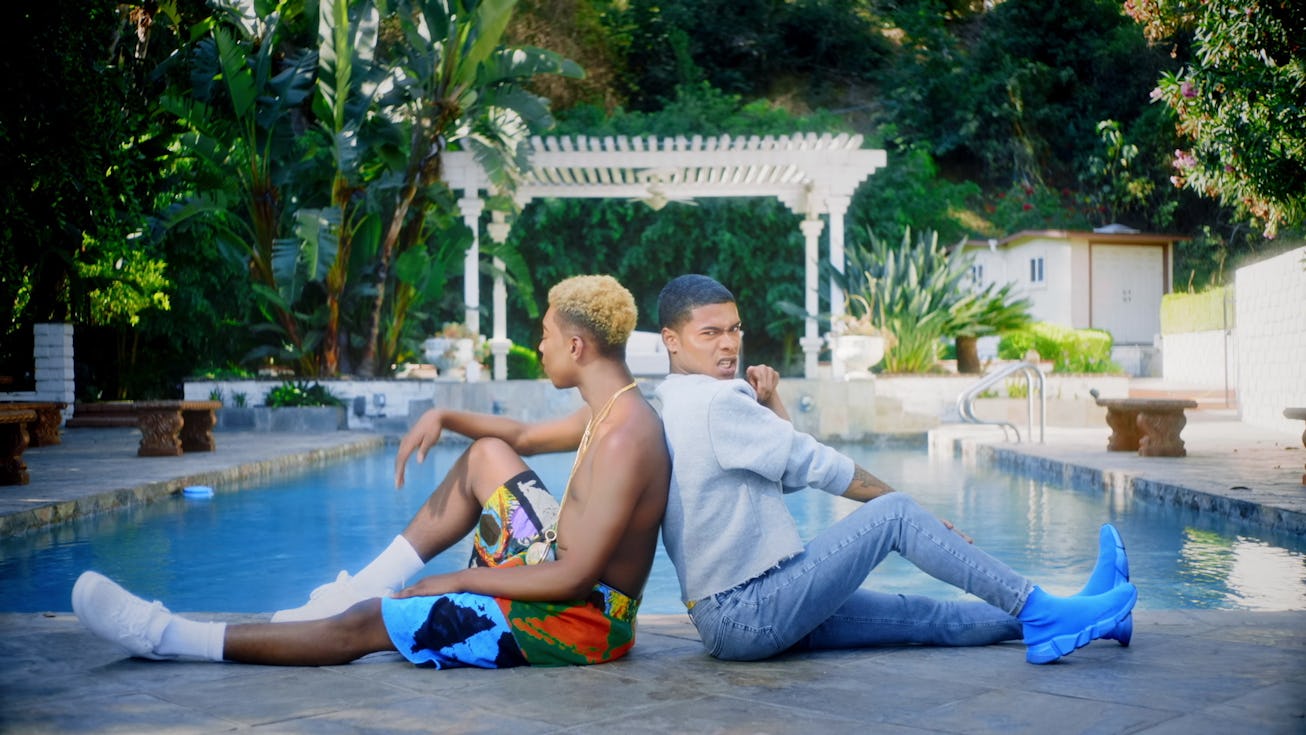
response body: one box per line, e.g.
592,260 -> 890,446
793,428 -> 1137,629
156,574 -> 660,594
687,493 -> 1031,660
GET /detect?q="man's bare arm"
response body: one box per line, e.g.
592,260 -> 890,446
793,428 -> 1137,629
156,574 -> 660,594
841,463 -> 897,501
394,407 -> 588,488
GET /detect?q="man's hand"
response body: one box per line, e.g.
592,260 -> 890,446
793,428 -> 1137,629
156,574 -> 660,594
394,410 -> 444,489
940,519 -> 973,544
746,365 -> 790,421
393,573 -> 460,599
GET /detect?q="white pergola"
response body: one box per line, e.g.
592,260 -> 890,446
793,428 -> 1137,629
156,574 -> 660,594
441,132 -> 887,380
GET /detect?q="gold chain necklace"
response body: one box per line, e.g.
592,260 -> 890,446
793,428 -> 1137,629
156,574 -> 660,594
525,381 -> 638,564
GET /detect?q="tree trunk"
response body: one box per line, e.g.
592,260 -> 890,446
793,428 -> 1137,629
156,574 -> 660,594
956,335 -> 981,374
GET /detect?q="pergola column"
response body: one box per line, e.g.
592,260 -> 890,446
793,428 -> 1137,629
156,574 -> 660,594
799,216 -> 826,378
827,195 -> 851,379
485,210 -> 513,381
457,195 -> 484,334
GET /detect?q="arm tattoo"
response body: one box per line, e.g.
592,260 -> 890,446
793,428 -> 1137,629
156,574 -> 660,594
848,464 -> 895,499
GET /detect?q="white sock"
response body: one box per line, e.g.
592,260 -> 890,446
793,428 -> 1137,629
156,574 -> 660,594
351,535 -> 425,595
156,616 -> 227,661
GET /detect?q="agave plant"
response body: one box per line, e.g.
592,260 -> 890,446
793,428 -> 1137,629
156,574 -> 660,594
837,228 -> 973,373
837,227 -> 1032,374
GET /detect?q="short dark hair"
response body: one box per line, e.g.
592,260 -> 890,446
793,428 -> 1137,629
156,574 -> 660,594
657,274 -> 735,330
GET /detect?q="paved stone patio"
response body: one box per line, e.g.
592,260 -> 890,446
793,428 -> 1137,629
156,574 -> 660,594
1,411 -> 1303,733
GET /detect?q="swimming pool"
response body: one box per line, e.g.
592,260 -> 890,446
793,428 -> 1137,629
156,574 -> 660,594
2,444 -> 1303,614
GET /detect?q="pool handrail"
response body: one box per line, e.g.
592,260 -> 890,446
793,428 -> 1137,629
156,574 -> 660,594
956,361 -> 1046,443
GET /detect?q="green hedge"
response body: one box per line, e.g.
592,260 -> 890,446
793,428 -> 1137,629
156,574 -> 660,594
1160,287 -> 1234,334
998,322 -> 1120,373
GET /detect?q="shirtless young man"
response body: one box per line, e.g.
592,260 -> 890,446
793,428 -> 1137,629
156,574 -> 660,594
654,274 -> 1135,665
72,275 -> 670,668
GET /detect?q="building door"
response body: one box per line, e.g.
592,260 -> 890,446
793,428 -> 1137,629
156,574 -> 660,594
1091,244 -> 1164,344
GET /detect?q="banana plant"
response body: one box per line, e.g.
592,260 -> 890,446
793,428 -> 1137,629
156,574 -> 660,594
297,0 -> 385,375
160,0 -> 317,371
353,0 -> 583,375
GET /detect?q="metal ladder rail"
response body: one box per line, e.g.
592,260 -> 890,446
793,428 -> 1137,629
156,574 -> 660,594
956,361 -> 1046,443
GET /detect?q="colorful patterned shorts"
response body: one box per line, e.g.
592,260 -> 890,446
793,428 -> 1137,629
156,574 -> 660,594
381,469 -> 640,669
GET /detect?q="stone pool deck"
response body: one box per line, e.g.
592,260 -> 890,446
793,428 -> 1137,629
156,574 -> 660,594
2,416 -> 1304,733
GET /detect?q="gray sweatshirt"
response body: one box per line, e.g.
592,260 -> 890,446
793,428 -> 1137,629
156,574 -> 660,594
655,373 -> 855,602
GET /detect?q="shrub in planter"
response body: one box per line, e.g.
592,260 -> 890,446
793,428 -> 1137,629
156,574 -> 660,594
264,381 -> 343,407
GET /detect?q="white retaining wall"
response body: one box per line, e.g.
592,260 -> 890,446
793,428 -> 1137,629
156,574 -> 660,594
184,379 -> 443,431
1161,330 -> 1237,388
1235,246 -> 1306,434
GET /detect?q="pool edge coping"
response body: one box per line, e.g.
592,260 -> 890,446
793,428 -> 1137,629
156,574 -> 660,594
947,436 -> 1306,535
0,434 -> 387,537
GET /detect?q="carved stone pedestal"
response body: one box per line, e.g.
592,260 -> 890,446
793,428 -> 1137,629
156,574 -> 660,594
1095,398 -> 1198,458
135,400 -> 222,457
0,409 -> 35,485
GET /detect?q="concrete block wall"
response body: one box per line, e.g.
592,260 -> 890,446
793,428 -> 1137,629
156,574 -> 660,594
0,324 -> 75,420
1235,246 -> 1306,434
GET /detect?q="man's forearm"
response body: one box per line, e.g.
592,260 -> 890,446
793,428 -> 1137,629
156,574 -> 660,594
761,393 -> 791,422
841,464 -> 896,501
438,410 -> 527,444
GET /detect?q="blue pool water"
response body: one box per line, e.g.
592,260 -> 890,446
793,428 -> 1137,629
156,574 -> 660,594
2,444 -> 1304,614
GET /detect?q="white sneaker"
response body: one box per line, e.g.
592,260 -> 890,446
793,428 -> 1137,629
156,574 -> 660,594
271,571 -> 388,623
72,571 -> 174,660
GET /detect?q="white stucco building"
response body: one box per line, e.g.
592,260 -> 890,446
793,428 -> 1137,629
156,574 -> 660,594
960,226 -> 1187,374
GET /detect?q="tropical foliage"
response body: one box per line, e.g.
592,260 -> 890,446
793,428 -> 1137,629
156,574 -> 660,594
160,0 -> 579,377
4,0 -> 1300,394
1127,0 -> 1306,238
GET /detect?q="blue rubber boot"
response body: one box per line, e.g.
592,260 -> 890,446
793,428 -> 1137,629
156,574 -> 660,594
1076,524 -> 1132,646
1019,583 -> 1137,664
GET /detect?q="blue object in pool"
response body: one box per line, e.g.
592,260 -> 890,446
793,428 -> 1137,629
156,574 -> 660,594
182,485 -> 214,499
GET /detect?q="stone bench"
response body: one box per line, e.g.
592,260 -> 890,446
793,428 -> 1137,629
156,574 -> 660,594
0,401 -> 67,446
66,402 -> 139,428
1285,408 -> 1306,485
0,408 -> 37,485
1094,397 -> 1198,457
134,400 -> 223,457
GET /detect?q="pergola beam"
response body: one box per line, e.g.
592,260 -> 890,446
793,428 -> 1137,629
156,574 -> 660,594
442,133 -> 887,380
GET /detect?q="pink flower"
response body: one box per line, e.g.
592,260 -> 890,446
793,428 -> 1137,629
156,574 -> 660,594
1173,149 -> 1197,170
1180,81 -> 1196,98
1149,86 -> 1164,102
1022,203 -> 1033,211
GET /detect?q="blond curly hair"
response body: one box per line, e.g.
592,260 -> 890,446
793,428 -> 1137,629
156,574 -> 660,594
548,275 -> 637,357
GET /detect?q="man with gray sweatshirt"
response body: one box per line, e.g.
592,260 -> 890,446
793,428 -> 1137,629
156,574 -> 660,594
653,274 -> 1136,665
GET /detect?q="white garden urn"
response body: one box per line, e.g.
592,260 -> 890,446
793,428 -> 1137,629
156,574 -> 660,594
834,334 -> 886,380
423,337 -> 477,379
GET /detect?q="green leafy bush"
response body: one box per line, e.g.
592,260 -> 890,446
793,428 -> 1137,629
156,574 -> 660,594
507,344 -> 545,380
998,322 -> 1120,373
264,381 -> 343,408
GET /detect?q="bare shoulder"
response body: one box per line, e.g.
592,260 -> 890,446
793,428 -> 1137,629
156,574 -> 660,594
594,397 -> 669,472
